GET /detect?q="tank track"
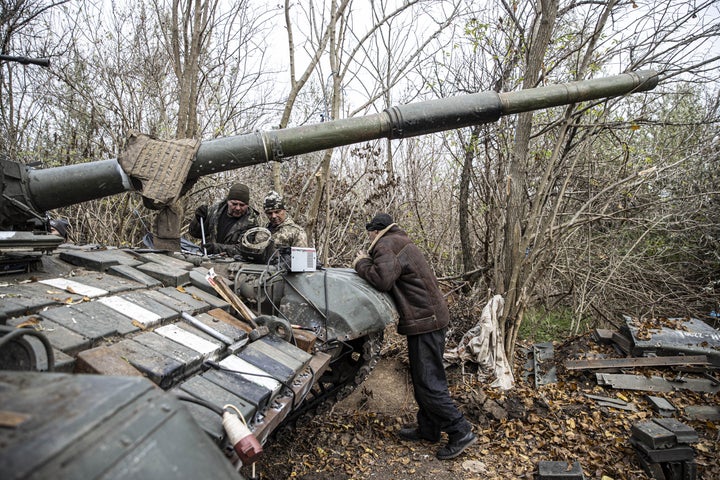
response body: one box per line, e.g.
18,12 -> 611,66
277,330 -> 384,431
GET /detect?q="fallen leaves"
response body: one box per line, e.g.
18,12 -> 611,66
255,333 -> 719,480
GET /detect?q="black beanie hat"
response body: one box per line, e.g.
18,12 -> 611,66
365,213 -> 393,231
227,183 -> 250,204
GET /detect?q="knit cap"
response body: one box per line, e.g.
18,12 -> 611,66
365,213 -> 393,231
263,190 -> 286,211
227,183 -> 250,204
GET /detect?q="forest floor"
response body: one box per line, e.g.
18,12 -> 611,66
248,328 -> 719,480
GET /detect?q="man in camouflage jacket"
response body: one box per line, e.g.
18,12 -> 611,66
263,190 -> 308,248
189,183 -> 260,256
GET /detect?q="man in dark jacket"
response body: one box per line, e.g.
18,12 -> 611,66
353,213 -> 476,460
188,183 -> 260,256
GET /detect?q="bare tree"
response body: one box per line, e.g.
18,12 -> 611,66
0,0 -> 67,160
3,0 -> 274,245
276,0 -> 461,263
420,0 -> 720,360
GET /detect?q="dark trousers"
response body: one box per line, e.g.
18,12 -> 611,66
407,328 -> 471,441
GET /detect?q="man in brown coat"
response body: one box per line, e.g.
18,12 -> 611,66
353,213 -> 476,460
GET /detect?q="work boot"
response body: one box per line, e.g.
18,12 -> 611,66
436,431 -> 477,460
398,427 -> 440,443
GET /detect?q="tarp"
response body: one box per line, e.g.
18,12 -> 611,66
444,294 -> 514,390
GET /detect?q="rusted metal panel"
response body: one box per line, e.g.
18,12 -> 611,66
533,342 -> 557,386
537,460 -> 585,479
596,373 -> 720,394
565,355 -> 709,370
623,316 -> 720,365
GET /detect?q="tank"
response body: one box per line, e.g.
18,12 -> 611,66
0,71 -> 658,479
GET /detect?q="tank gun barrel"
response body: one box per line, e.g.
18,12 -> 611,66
189,70 -> 657,177
5,70 -> 657,223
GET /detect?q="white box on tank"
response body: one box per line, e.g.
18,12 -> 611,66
290,247 -> 316,272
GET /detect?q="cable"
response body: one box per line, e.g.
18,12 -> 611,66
0,326 -> 55,371
259,264 -> 296,329
222,403 -> 262,475
172,392 -> 224,416
224,403 -> 248,426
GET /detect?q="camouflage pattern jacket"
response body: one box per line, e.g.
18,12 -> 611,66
268,215 -> 308,248
189,202 -> 260,256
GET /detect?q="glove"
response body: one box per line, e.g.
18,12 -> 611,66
195,205 -> 209,221
352,250 -> 370,269
202,242 -> 222,255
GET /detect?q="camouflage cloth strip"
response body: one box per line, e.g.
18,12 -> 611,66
118,131 -> 200,207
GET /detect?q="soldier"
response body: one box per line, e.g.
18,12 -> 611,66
48,218 -> 70,240
353,213 -> 476,460
263,190 -> 308,248
188,183 -> 260,256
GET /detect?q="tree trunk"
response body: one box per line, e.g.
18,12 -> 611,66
501,0 -> 558,361
459,126 -> 481,275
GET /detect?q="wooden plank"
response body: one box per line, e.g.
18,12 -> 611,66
565,355 -> 708,370
206,308 -> 253,334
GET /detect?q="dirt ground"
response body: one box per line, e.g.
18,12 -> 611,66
247,332 -> 720,480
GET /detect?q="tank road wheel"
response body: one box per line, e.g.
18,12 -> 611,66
278,330 -> 384,432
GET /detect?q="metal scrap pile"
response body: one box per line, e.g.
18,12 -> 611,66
566,316 -> 720,399
554,316 -> 719,479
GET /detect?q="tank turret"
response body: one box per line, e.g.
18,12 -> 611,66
0,70 -> 657,228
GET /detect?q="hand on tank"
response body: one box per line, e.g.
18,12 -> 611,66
353,250 -> 369,268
